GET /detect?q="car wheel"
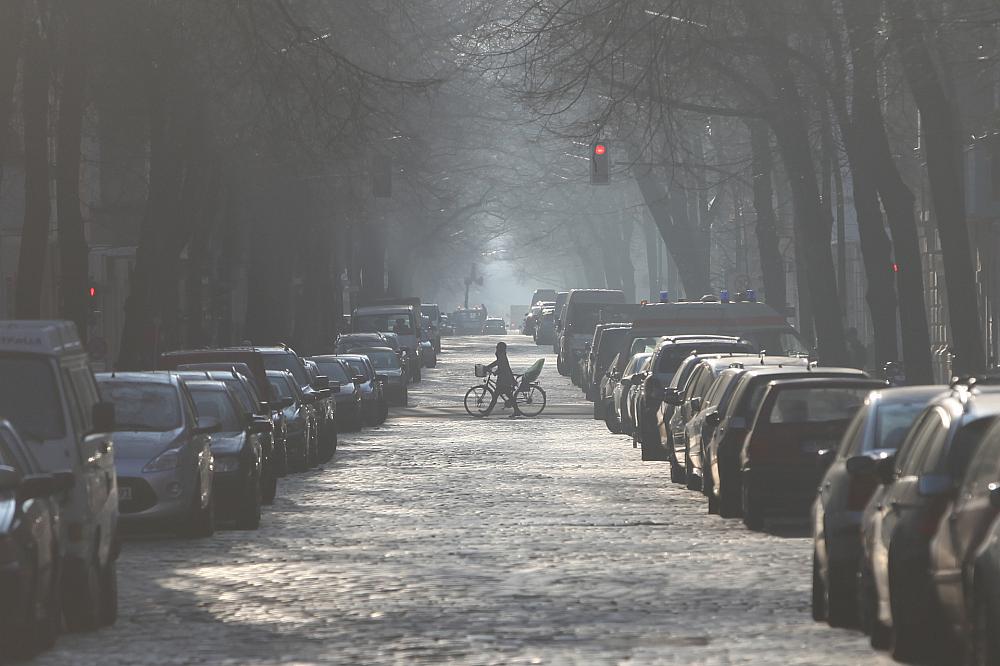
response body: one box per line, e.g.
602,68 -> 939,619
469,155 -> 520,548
63,556 -> 102,632
718,480 -> 740,518
236,470 -> 262,530
812,550 -> 827,622
826,562 -> 858,628
685,453 -> 702,492
888,568 -> 927,662
604,408 -> 620,434
669,453 -> 686,484
98,559 -> 118,627
185,485 -> 216,538
741,475 -> 764,531
640,434 -> 670,462
557,354 -> 568,376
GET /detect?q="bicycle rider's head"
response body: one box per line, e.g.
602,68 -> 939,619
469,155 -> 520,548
496,341 -> 507,355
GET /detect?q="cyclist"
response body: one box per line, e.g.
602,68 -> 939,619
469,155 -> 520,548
483,341 -> 522,417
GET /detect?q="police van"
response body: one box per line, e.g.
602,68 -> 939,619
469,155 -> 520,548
0,321 -> 118,630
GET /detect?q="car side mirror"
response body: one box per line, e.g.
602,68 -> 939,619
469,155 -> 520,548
874,455 -> 897,485
92,401 -> 116,433
312,375 -> 329,390
690,396 -> 703,412
18,472 -> 73,500
0,465 -> 22,492
195,416 -> 222,435
918,474 -> 952,497
990,483 -> 1000,510
846,455 -> 876,476
705,411 -> 721,426
661,388 -> 683,406
631,375 -> 644,386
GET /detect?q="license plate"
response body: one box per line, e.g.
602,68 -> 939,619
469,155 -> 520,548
118,486 -> 132,502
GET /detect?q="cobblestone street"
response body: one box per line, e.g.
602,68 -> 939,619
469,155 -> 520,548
32,336 -> 892,665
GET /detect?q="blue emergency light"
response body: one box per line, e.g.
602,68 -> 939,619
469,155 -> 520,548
746,289 -> 756,302
659,290 -> 669,303
720,289 -> 730,303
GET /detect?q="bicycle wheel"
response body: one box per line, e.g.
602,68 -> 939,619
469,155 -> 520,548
515,384 -> 546,417
464,385 -> 495,417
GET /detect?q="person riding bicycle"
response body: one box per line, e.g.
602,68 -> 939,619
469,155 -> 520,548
484,341 -> 522,416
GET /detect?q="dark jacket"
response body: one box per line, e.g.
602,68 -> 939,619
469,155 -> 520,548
486,351 -> 515,391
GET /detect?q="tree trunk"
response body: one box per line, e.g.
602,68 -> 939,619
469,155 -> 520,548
55,0 -> 90,341
16,8 -> 50,319
747,4 -> 848,365
0,0 -> 24,187
842,0 -> 931,382
747,120 -> 786,310
634,168 -> 711,296
359,221 -> 386,300
888,0 -> 984,375
643,218 -> 660,301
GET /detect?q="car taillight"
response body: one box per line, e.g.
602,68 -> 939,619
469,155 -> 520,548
918,495 -> 951,538
847,474 -> 878,511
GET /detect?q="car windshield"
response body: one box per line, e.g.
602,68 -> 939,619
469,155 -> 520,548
873,402 -> 929,452
263,353 -> 309,387
767,387 -> 869,424
0,355 -> 66,441
656,344 -> 752,375
190,388 -> 243,431
354,314 -> 414,335
314,361 -> 350,383
99,381 -> 182,431
365,351 -> 401,370
221,380 -> 255,414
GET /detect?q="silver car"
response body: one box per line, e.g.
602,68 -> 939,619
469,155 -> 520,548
95,373 -> 217,538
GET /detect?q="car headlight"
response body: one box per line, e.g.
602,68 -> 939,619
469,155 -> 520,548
214,457 -> 241,473
143,447 -> 182,473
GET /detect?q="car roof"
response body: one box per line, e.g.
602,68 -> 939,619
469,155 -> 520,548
0,320 -> 84,354
741,366 -> 867,378
349,346 -> 395,353
181,379 -> 230,391
96,371 -> 177,385
763,377 -> 887,390
307,355 -> 346,363
868,385 -> 948,405
335,354 -> 372,362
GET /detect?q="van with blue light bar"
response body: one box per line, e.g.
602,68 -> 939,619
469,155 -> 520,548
0,320 -> 119,632
629,289 -> 809,358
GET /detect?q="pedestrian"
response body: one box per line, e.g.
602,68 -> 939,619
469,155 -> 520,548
484,341 -> 521,417
846,327 -> 867,370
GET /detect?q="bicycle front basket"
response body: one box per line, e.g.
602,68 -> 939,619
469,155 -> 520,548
474,363 -> 488,378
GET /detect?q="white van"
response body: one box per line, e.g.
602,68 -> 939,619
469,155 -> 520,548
557,289 -> 630,376
0,321 -> 118,630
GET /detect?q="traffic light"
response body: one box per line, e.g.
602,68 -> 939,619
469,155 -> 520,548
590,141 -> 609,185
373,155 -> 392,198
88,280 -> 99,300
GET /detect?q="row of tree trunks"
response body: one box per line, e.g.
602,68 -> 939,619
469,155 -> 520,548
843,0 -> 932,383
747,120 -> 786,311
887,0 -> 983,375
0,0 -> 24,187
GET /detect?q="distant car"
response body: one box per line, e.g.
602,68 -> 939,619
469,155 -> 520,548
97,372 -> 217,537
534,305 -> 557,346
308,356 -> 364,432
0,420 -> 73,658
349,347 -> 408,407
420,304 -> 443,353
185,380 -> 267,530
302,359 -> 338,463
741,377 -> 884,530
439,314 -> 454,336
610,352 -> 652,436
337,354 -> 388,424
811,386 -> 941,628
267,370 -> 316,472
335,332 -> 393,355
482,318 -> 507,335
859,386 -> 1000,660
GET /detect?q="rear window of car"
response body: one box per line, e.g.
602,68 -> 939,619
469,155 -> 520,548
190,387 -> 242,432
268,377 -> 294,400
0,355 -> 66,441
767,387 -> 869,424
263,352 -> 309,387
99,381 -> 182,432
314,361 -> 350,382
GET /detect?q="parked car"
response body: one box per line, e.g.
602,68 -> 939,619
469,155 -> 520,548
741,376 -> 884,530
482,317 -> 508,335
335,332 -> 394,355
557,289 -> 627,376
0,420 -> 74,658
185,380 -> 267,530
96,372 -> 217,537
419,316 -> 438,367
610,352 -> 652,436
420,303 -> 443,352
308,356 -> 364,432
702,365 -> 865,517
929,406 -> 1000,652
522,304 -> 542,338
965,492 -> 1000,664
588,324 -> 632,410
260,346 -> 335,463
303,359 -> 338,463
811,386 -> 942,628
534,304 -> 558,346
858,385 -> 1000,660
353,303 -> 423,381
174,368 -> 282,504
530,288 -> 559,307
266,370 -> 316,472
349,346 -> 408,406
337,354 -> 389,424
0,321 -> 118,632
551,291 -> 569,354
439,314 -> 454,336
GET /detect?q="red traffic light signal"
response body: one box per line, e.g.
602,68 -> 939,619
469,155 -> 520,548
89,286 -> 96,298
590,140 -> 609,185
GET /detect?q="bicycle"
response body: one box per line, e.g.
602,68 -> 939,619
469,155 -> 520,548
464,359 -> 547,418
